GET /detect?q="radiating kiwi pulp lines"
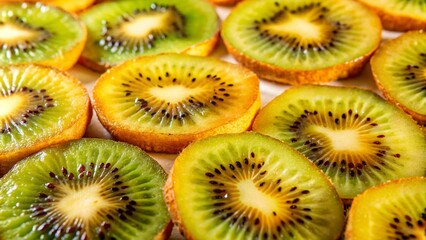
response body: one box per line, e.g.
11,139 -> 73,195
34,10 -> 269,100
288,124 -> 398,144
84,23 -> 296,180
63,5 -> 402,240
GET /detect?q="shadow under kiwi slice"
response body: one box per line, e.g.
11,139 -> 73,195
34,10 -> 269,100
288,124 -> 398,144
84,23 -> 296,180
0,64 -> 91,176
221,0 -> 382,85
253,85 -> 426,199
0,2 -> 87,70
80,0 -> 219,71
165,132 -> 345,240
0,138 -> 172,239
92,53 -> 260,153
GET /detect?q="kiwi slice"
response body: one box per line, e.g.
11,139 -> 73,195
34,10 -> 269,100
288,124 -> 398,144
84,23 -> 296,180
371,31 -> 426,124
92,53 -> 260,153
252,85 -> 426,199
0,0 -> 95,13
80,0 -> 219,72
221,0 -> 382,84
0,64 -> 91,176
0,138 -> 172,239
0,2 -> 86,70
346,177 -> 426,239
356,0 -> 426,31
165,132 -> 345,239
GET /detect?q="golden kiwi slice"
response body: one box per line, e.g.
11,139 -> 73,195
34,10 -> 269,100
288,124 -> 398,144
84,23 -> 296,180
0,65 -> 91,176
92,53 -> 260,153
346,177 -> 426,239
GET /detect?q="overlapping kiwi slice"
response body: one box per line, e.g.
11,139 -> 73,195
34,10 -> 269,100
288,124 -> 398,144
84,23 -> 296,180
221,0 -> 382,84
80,0 -> 219,71
356,0 -> 426,31
0,138 -> 172,239
0,64 -> 91,176
165,132 -> 345,240
346,177 -> 426,239
0,0 -> 95,13
371,31 -> 426,124
0,2 -> 86,70
252,85 -> 426,199
93,53 -> 260,153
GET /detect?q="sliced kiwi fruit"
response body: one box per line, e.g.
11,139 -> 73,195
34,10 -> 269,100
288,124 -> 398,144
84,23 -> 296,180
252,85 -> 426,199
0,0 -> 95,13
165,132 -> 345,239
346,177 -> 426,239
0,2 -> 86,70
356,0 -> 426,31
80,0 -> 219,72
0,64 -> 91,176
0,138 -> 172,239
92,53 -> 260,153
371,31 -> 426,124
221,0 -> 382,85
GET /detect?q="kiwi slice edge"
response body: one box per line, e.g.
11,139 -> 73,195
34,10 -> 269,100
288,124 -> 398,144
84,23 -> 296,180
221,0 -> 382,85
79,0 -> 219,72
371,30 -> 426,124
0,64 -> 92,176
355,0 -> 426,31
0,2 -> 87,70
0,138 -> 173,240
252,85 -> 426,199
345,177 -> 426,239
165,132 -> 345,240
93,53 -> 261,153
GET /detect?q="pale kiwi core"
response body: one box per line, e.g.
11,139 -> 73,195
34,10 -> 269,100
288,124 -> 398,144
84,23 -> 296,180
312,126 -> 363,151
238,180 -> 278,214
0,94 -> 24,118
0,23 -> 35,43
121,11 -> 176,38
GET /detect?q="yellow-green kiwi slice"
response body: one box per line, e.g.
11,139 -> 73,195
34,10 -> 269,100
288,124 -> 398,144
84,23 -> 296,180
355,0 -> 426,31
80,0 -> 219,71
0,0 -> 95,13
221,0 -> 382,84
0,64 -> 91,176
0,2 -> 86,70
252,85 -> 426,199
0,138 -> 172,239
346,177 -> 426,239
92,53 -> 260,153
371,31 -> 426,124
165,132 -> 345,240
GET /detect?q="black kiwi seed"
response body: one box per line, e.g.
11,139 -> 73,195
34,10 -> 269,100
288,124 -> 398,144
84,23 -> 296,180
0,86 -> 55,134
98,4 -> 186,53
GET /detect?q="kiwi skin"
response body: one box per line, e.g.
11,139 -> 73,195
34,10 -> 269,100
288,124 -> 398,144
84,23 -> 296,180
355,1 -> 426,31
210,0 -> 241,5
0,65 -> 92,177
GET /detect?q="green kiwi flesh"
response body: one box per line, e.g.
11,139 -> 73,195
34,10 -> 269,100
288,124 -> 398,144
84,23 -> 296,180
80,0 -> 219,69
252,85 -> 426,199
346,177 -> 426,239
167,132 -> 345,240
371,31 -> 426,123
0,2 -> 85,65
0,138 -> 171,239
0,64 -> 88,154
222,0 -> 381,70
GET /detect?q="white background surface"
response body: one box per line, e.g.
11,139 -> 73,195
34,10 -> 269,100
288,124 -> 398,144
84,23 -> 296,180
66,5 -> 401,239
